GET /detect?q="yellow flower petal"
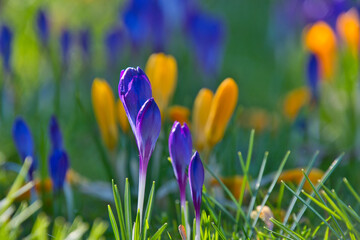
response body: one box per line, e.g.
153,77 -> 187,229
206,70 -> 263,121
145,53 -> 177,117
116,99 -> 129,133
91,78 -> 118,150
279,168 -> 324,192
205,78 -> 238,147
336,8 -> 360,56
192,88 -> 213,150
210,175 -> 248,199
168,105 -> 190,125
283,87 -> 310,121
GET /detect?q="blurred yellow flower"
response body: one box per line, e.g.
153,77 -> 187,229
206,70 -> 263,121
336,8 -> 360,56
205,78 -> 238,147
304,21 -> 337,80
168,105 -> 190,125
239,108 -> 271,133
192,89 -> 213,150
145,53 -> 177,118
210,175 -> 248,199
91,78 -> 118,150
279,168 -> 324,192
283,87 -> 310,121
116,99 -> 129,133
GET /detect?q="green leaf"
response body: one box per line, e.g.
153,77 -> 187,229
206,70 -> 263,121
142,181 -> 155,240
125,178 -> 132,240
108,205 -> 121,240
150,223 -> 167,240
112,180 -> 126,240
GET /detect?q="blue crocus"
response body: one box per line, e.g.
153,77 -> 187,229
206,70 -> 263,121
168,121 -> 193,206
48,116 -> 69,191
188,151 -> 204,240
186,9 -> 225,77
79,28 -> 91,61
36,9 -> 49,46
0,25 -> 13,73
118,66 -> 161,224
12,118 -> 37,179
105,27 -> 124,67
307,53 -> 319,102
60,29 -> 72,67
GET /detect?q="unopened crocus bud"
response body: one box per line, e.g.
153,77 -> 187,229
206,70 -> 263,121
168,105 -> 190,125
79,28 -> 91,61
91,78 -> 118,151
283,87 -> 310,121
304,21 -> 336,80
36,9 -> 49,46
12,118 -> 37,179
145,53 -> 177,117
336,8 -> 360,56
307,54 -> 319,101
116,99 -> 129,133
105,27 -> 124,67
0,25 -> 13,72
192,89 -> 213,150
60,29 -> 72,67
188,151 -> 204,240
205,78 -> 238,148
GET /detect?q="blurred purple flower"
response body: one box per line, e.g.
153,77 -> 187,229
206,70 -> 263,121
36,9 -> 49,46
0,25 -> 13,72
307,53 -> 319,101
105,27 -> 124,67
60,29 -> 72,67
186,9 -> 225,76
79,28 -> 91,61
49,115 -> 63,150
169,121 -> 193,206
12,118 -> 37,179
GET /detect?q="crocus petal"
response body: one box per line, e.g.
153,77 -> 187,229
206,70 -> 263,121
192,88 -> 213,150
210,175 -> 247,199
135,98 -> 161,171
92,78 -> 118,150
0,25 -> 13,72
307,54 -> 319,100
118,67 -> 152,133
205,78 -> 238,147
168,105 -> 190,125
336,8 -> 360,56
188,151 -> 204,216
49,115 -> 63,151
169,121 -> 193,201
36,9 -> 49,46
279,168 -> 324,192
283,87 -> 311,121
49,149 -> 69,191
116,99 -> 129,133
60,29 -> 72,66
79,28 -> 91,60
105,27 -> 124,65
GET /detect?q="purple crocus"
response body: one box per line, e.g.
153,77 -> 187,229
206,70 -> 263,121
118,66 -> 161,224
79,28 -> 91,62
105,27 -> 124,68
0,25 -> 13,73
307,53 -> 320,102
60,29 -> 72,67
48,116 -> 69,191
188,151 -> 204,240
12,118 -> 37,179
36,9 -> 49,47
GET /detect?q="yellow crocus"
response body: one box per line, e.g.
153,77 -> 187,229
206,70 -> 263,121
210,175 -> 249,199
116,99 -> 129,133
192,89 -> 213,150
283,87 -> 310,121
278,168 -> 324,192
168,105 -> 190,125
304,21 -> 337,80
145,53 -> 177,117
91,78 -> 118,150
336,8 -> 360,56
205,78 -> 238,147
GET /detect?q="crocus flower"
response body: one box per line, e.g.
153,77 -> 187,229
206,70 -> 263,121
307,53 -> 320,101
283,87 -> 311,121
210,175 -> 247,199
92,78 -> 118,151
145,53 -> 177,117
192,89 -> 213,151
188,151 -> 204,240
79,28 -> 91,61
168,105 -> 190,125
304,21 -> 337,80
278,168 -> 324,192
336,8 -> 360,56
205,78 -> 238,148
0,25 -> 13,73
238,108 -> 273,134
49,116 -> 69,191
60,29 -> 72,67
250,206 -> 274,230
104,27 -> 124,67
36,9 -> 49,47
12,118 -> 37,179
116,99 -> 129,133
118,67 -> 161,223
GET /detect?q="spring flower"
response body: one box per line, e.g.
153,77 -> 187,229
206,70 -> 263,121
145,53 -> 177,116
307,54 -> 320,101
118,66 -> 161,224
116,99 -> 129,133
79,28 -> 91,61
60,29 -> 72,67
12,118 -> 37,179
49,116 -> 69,191
105,27 -> 124,67
250,205 -> 274,230
91,78 -> 118,151
210,175 -> 249,199
0,25 -> 13,73
304,21 -> 337,80
283,87 -> 310,121
192,89 -> 213,150
36,9 -> 49,47
279,168 -> 324,192
205,78 -> 238,148
239,108 -> 272,134
336,8 -> 360,56
168,105 -> 190,125
188,151 -> 204,240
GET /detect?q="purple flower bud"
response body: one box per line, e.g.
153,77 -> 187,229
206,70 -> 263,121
79,28 -> 91,60
105,27 -> 124,66
49,115 -> 63,151
36,9 -> 49,46
49,149 -> 69,191
307,53 -> 319,101
169,121 -> 193,205
0,25 -> 13,72
189,151 -> 204,217
12,118 -> 37,178
60,29 -> 72,66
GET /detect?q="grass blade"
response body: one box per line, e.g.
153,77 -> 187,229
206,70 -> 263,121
150,223 -> 167,240
108,205 -> 121,240
125,178 -> 132,240
142,181 -> 155,240
112,180 -> 126,240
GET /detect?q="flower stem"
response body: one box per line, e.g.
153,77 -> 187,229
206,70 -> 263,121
137,170 -> 146,229
195,213 -> 201,240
